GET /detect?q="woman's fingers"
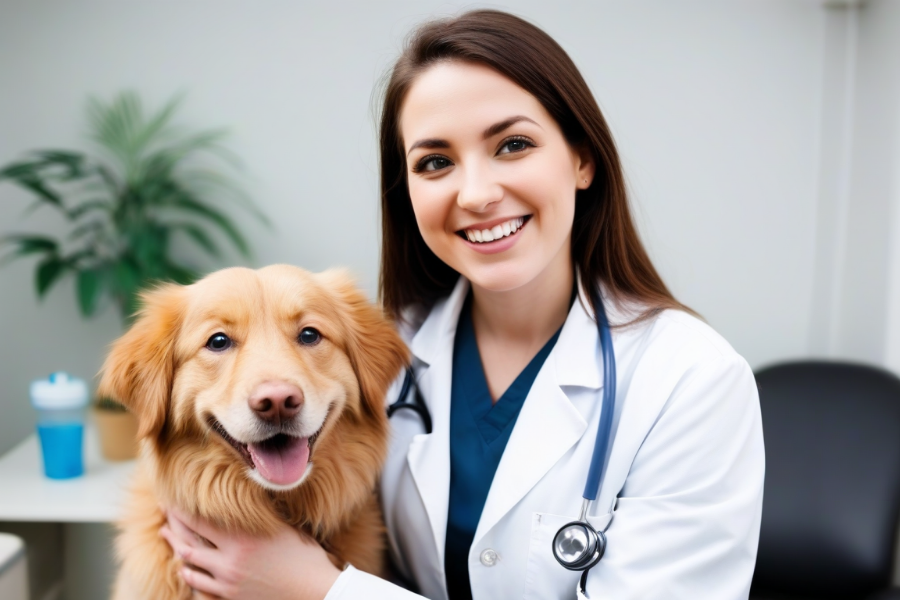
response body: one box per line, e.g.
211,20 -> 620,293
160,527 -> 220,574
164,514 -> 201,547
166,508 -> 219,548
167,506 -> 219,548
181,566 -> 230,599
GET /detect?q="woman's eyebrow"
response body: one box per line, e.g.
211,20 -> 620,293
406,116 -> 541,157
481,115 -> 540,139
406,138 -> 449,157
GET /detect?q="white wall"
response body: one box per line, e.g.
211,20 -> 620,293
0,0 -> 832,457
871,0 -> 900,375
835,0 -> 900,363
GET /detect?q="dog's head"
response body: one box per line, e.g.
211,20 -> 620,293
98,265 -> 408,496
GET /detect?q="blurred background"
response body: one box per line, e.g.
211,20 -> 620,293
1,0 -> 899,599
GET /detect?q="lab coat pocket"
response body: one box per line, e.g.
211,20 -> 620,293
524,512 -> 612,600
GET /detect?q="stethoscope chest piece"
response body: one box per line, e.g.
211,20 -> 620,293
552,520 -> 606,571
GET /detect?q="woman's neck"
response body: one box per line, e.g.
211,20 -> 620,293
469,256 -> 575,349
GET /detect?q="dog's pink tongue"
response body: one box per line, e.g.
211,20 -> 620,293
247,437 -> 310,486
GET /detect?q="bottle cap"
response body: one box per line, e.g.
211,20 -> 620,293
30,372 -> 89,410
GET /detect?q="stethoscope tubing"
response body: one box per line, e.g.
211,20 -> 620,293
387,366 -> 433,434
387,285 -> 617,502
387,283 -> 618,597
582,284 -> 616,502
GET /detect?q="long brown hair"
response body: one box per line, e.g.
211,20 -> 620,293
378,9 -> 690,322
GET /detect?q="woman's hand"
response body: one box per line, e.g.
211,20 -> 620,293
160,506 -> 341,600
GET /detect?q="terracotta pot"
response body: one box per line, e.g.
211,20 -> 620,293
93,408 -> 139,461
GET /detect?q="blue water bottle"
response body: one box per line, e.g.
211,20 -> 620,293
30,372 -> 89,479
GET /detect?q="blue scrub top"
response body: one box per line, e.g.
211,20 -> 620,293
445,296 -> 562,600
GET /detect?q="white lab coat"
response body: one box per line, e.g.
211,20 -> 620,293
325,276 -> 764,600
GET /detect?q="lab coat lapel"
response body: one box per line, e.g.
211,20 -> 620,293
406,277 -> 469,566
473,283 -> 604,543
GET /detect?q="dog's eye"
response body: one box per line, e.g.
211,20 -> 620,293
298,328 -> 321,346
206,333 -> 233,352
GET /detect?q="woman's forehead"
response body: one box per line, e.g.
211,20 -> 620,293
399,61 -> 550,145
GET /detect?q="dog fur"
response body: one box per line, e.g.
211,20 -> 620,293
98,265 -> 408,600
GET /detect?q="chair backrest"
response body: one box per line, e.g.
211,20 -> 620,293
752,361 -> 900,597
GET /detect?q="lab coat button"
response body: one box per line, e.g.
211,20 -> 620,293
480,548 -> 499,566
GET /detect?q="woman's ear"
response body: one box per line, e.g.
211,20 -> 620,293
317,270 -> 410,418
97,284 -> 185,440
575,144 -> 596,190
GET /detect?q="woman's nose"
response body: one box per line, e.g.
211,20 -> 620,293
456,164 -> 503,212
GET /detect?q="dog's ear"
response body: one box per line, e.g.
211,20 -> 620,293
97,284 -> 185,440
319,270 -> 409,416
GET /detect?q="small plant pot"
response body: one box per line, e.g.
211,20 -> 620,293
93,408 -> 139,461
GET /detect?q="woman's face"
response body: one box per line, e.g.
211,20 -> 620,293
400,61 -> 594,296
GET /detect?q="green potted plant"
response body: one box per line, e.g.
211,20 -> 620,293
0,91 -> 265,460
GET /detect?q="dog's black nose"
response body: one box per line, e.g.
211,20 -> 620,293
248,381 -> 303,425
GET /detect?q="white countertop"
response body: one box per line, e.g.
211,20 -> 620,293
0,424 -> 136,522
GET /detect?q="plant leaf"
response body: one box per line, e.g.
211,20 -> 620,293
77,268 -> 104,316
35,256 -> 68,297
68,199 -> 113,220
130,224 -> 168,272
109,258 -> 144,320
0,160 -> 42,179
131,93 -> 183,155
0,234 -> 58,253
180,169 -> 270,227
67,221 -> 105,243
168,192 -> 250,257
172,223 -> 220,257
9,175 -> 64,207
161,260 -> 197,285
33,150 -> 92,181
0,235 -> 59,265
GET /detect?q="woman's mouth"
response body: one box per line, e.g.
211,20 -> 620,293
458,216 -> 530,243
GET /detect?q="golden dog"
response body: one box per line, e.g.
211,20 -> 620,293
99,265 -> 408,599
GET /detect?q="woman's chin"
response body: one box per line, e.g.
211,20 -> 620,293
464,264 -> 547,296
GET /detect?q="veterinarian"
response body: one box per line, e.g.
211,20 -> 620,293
161,10 -> 764,599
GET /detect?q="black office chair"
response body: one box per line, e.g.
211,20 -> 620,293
751,361 -> 900,600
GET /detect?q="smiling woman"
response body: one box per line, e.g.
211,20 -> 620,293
378,16 -> 691,328
400,61 -> 590,298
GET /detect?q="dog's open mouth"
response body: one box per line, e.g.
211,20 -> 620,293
207,417 -> 319,487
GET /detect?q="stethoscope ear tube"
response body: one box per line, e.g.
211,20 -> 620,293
386,367 -> 433,434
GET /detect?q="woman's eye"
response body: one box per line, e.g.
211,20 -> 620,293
498,136 -> 534,155
206,333 -> 232,352
298,327 -> 321,346
414,155 -> 452,173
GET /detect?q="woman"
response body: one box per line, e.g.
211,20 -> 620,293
162,10 -> 764,599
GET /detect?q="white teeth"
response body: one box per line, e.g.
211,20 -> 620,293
463,217 -> 526,244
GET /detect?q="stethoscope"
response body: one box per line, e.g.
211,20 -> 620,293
387,284 -> 617,599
